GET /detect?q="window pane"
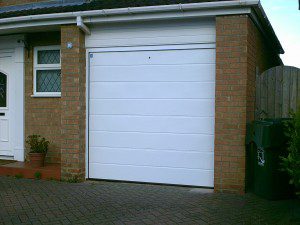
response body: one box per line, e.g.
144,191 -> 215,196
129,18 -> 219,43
38,50 -> 60,64
0,73 -> 7,107
36,70 -> 61,92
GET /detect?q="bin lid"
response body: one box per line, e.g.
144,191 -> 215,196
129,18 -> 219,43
252,119 -> 289,148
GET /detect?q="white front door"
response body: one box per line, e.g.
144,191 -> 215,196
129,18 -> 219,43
0,55 -> 14,157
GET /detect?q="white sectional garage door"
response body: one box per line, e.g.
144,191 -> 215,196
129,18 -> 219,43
88,19 -> 216,187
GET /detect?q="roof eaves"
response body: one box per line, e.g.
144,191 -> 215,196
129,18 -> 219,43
0,0 -> 233,18
0,0 -> 87,14
0,0 -> 284,55
252,2 -> 284,54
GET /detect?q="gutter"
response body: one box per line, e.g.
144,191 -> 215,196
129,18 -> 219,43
77,16 -> 90,35
0,0 -> 283,54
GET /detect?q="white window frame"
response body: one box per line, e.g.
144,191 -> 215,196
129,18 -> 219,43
32,45 -> 61,97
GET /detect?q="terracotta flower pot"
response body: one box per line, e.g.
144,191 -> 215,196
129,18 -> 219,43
29,152 -> 46,168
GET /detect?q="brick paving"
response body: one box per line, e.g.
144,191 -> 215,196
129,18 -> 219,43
0,177 -> 299,225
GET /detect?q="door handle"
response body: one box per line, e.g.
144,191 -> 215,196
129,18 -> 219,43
0,113 -> 5,116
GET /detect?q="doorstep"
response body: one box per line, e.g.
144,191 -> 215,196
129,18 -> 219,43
0,162 -> 61,180
0,160 -> 16,166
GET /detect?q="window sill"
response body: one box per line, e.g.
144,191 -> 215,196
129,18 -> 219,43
31,93 -> 61,98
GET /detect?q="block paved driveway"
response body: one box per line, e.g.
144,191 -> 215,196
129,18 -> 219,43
0,177 -> 299,225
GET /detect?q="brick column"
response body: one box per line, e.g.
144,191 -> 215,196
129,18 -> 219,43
61,25 -> 86,181
215,15 -> 248,194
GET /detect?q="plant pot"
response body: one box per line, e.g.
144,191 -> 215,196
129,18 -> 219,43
29,152 -> 46,168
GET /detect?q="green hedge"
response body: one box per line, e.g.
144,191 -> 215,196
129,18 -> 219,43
282,110 -> 300,196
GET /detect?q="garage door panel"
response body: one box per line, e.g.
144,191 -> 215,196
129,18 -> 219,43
89,99 -> 215,117
90,115 -> 214,134
89,45 -> 215,187
89,35 -> 216,48
89,163 -> 214,187
90,49 -> 215,66
90,64 -> 215,82
91,28 -> 215,41
90,131 -> 214,152
90,82 -> 215,99
89,147 -> 214,169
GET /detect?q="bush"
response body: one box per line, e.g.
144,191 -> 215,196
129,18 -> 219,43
26,135 -> 50,154
34,172 -> 42,180
282,110 -> 300,195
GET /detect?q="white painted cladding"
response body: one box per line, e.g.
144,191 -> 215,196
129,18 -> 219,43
88,19 -> 216,187
86,18 -> 216,48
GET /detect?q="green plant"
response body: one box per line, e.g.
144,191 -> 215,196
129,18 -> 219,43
34,171 -> 42,179
15,174 -> 23,179
26,135 -> 50,154
282,110 -> 300,195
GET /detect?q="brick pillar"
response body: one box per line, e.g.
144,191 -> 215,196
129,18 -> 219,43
61,25 -> 86,181
215,15 -> 249,194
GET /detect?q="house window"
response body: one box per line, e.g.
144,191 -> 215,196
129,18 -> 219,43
33,46 -> 61,97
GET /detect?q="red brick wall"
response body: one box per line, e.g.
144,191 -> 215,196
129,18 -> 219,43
0,0 -> 46,7
215,15 -> 281,193
60,25 -> 86,181
25,32 -> 62,163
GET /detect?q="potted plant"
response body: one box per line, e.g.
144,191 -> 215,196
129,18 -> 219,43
26,135 -> 50,168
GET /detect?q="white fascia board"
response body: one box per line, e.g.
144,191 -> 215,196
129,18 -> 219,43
0,18 -> 75,31
84,8 -> 251,24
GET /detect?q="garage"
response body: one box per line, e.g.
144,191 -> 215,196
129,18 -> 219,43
87,19 -> 216,187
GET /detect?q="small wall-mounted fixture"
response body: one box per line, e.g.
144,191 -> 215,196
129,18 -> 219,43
67,42 -> 73,49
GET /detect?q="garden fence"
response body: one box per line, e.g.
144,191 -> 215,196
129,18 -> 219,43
255,66 -> 300,119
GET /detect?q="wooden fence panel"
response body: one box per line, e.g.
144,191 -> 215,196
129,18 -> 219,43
274,66 -> 283,118
256,66 -> 300,119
